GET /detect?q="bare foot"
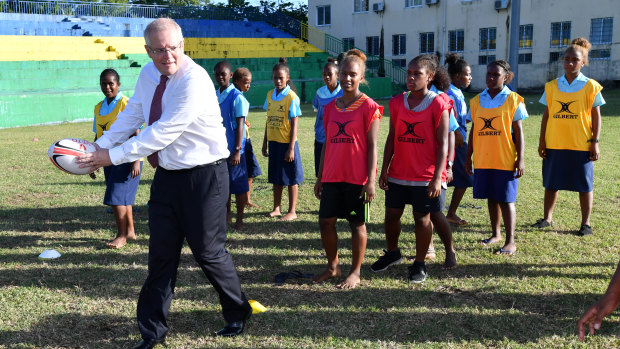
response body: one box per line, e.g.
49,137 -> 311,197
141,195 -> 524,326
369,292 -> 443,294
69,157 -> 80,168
336,272 -> 361,289
312,267 -> 341,284
233,221 -> 245,231
106,236 -> 127,249
246,201 -> 259,208
446,214 -> 467,225
442,250 -> 457,270
267,208 -> 282,217
280,212 -> 297,221
127,232 -> 137,240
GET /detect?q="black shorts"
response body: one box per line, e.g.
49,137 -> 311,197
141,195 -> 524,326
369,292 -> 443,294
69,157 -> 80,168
385,181 -> 445,214
319,182 -> 365,223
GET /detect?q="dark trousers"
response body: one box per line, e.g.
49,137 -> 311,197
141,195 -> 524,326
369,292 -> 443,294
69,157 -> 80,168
137,162 -> 251,340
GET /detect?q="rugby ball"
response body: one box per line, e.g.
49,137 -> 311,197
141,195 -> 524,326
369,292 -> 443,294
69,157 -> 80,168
48,138 -> 97,175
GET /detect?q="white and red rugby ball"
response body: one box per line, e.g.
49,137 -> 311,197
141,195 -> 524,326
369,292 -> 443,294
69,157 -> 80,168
48,138 -> 97,175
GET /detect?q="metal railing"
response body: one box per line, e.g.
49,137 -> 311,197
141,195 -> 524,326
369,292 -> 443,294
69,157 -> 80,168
304,24 -> 407,86
0,0 -> 165,18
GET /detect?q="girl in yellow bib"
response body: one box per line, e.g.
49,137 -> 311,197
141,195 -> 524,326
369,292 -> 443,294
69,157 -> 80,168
532,38 -> 604,236
465,60 -> 528,255
92,68 -> 142,249
261,58 -> 303,221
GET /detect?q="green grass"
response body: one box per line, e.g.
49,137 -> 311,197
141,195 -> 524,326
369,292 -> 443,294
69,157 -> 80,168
1,89 -> 619,348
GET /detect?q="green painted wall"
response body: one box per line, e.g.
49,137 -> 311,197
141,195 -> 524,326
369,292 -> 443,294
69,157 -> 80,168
1,52 -> 395,128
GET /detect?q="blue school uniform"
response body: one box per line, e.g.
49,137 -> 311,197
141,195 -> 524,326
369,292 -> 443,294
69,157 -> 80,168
94,93 -> 142,206
218,84 -> 250,194
539,73 -> 605,192
469,86 -> 528,203
446,83 -> 473,189
312,84 -> 342,177
263,85 -> 304,186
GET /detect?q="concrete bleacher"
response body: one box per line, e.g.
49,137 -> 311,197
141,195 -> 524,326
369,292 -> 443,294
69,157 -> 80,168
0,12 -> 395,128
0,13 -> 294,38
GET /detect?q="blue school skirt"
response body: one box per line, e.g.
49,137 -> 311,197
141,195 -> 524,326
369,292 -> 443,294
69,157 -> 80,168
542,149 -> 593,192
267,141 -> 304,186
448,142 -> 473,189
103,162 -> 142,206
228,153 -> 249,195
473,169 -> 519,203
244,138 -> 262,178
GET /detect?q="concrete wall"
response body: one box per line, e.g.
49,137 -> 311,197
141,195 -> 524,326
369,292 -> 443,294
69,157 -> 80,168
309,0 -> 620,90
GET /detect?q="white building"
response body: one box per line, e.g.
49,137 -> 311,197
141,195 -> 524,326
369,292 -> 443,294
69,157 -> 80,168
308,0 -> 619,90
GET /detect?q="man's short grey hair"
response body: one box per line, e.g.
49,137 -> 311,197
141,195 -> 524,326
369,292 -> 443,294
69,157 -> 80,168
144,18 -> 183,46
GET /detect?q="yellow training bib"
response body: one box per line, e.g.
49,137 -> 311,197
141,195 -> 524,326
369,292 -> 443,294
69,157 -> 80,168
470,92 -> 523,171
265,90 -> 297,143
544,79 -> 602,151
94,96 -> 129,140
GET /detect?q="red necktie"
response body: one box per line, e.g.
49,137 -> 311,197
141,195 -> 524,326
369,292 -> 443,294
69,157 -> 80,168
147,75 -> 169,168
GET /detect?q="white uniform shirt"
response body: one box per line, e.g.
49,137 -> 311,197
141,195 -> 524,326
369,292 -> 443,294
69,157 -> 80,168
96,55 -> 229,170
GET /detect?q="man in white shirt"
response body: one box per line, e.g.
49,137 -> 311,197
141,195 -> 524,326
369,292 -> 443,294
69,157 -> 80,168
78,18 -> 252,349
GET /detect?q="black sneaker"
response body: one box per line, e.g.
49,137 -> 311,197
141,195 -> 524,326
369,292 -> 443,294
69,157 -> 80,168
531,218 -> 552,228
578,224 -> 593,236
408,261 -> 428,283
370,249 -> 402,272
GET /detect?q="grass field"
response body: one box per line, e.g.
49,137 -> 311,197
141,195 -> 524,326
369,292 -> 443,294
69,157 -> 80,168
0,89 -> 619,348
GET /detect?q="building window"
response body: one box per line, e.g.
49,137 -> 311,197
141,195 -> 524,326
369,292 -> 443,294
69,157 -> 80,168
519,24 -> 533,48
518,53 -> 532,64
317,6 -> 331,26
550,21 -> 571,47
392,59 -> 407,68
405,0 -> 423,7
478,55 -> 495,65
393,34 -> 406,56
449,30 -> 464,52
479,27 -> 496,51
366,36 -> 379,56
549,52 -> 561,63
420,32 -> 434,54
343,37 -> 355,51
354,0 -> 369,13
590,49 -> 611,60
590,17 -> 613,44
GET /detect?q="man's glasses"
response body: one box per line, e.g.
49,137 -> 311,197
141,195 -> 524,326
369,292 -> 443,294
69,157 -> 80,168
148,40 -> 183,55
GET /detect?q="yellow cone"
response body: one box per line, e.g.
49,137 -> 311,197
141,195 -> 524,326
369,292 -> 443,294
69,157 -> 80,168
249,300 -> 267,314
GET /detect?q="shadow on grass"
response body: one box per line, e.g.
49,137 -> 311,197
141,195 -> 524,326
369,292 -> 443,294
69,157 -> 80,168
0,206 -> 149,234
1,289 -> 616,347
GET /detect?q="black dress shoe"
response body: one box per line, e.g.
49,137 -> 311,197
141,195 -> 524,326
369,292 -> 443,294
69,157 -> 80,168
131,338 -> 165,349
215,312 -> 251,337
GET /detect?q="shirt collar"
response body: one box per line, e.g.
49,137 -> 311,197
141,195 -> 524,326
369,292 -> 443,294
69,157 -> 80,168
558,72 -> 587,87
216,84 -> 235,103
102,92 -> 124,107
272,85 -> 291,99
317,84 -> 341,99
481,85 -> 511,99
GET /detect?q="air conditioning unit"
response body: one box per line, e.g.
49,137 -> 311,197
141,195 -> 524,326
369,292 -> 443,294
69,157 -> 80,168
426,0 -> 439,5
494,0 -> 510,10
372,2 -> 384,12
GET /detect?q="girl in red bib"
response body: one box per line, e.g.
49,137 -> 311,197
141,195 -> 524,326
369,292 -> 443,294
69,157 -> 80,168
371,54 -> 453,283
313,49 -> 382,289
532,38 -> 604,236
465,60 -> 528,255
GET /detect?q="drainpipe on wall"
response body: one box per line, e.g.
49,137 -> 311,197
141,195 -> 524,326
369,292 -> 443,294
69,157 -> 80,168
441,0 -> 447,58
508,0 -> 520,90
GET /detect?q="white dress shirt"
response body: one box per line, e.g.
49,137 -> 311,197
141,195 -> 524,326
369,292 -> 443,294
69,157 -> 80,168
96,55 -> 229,170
